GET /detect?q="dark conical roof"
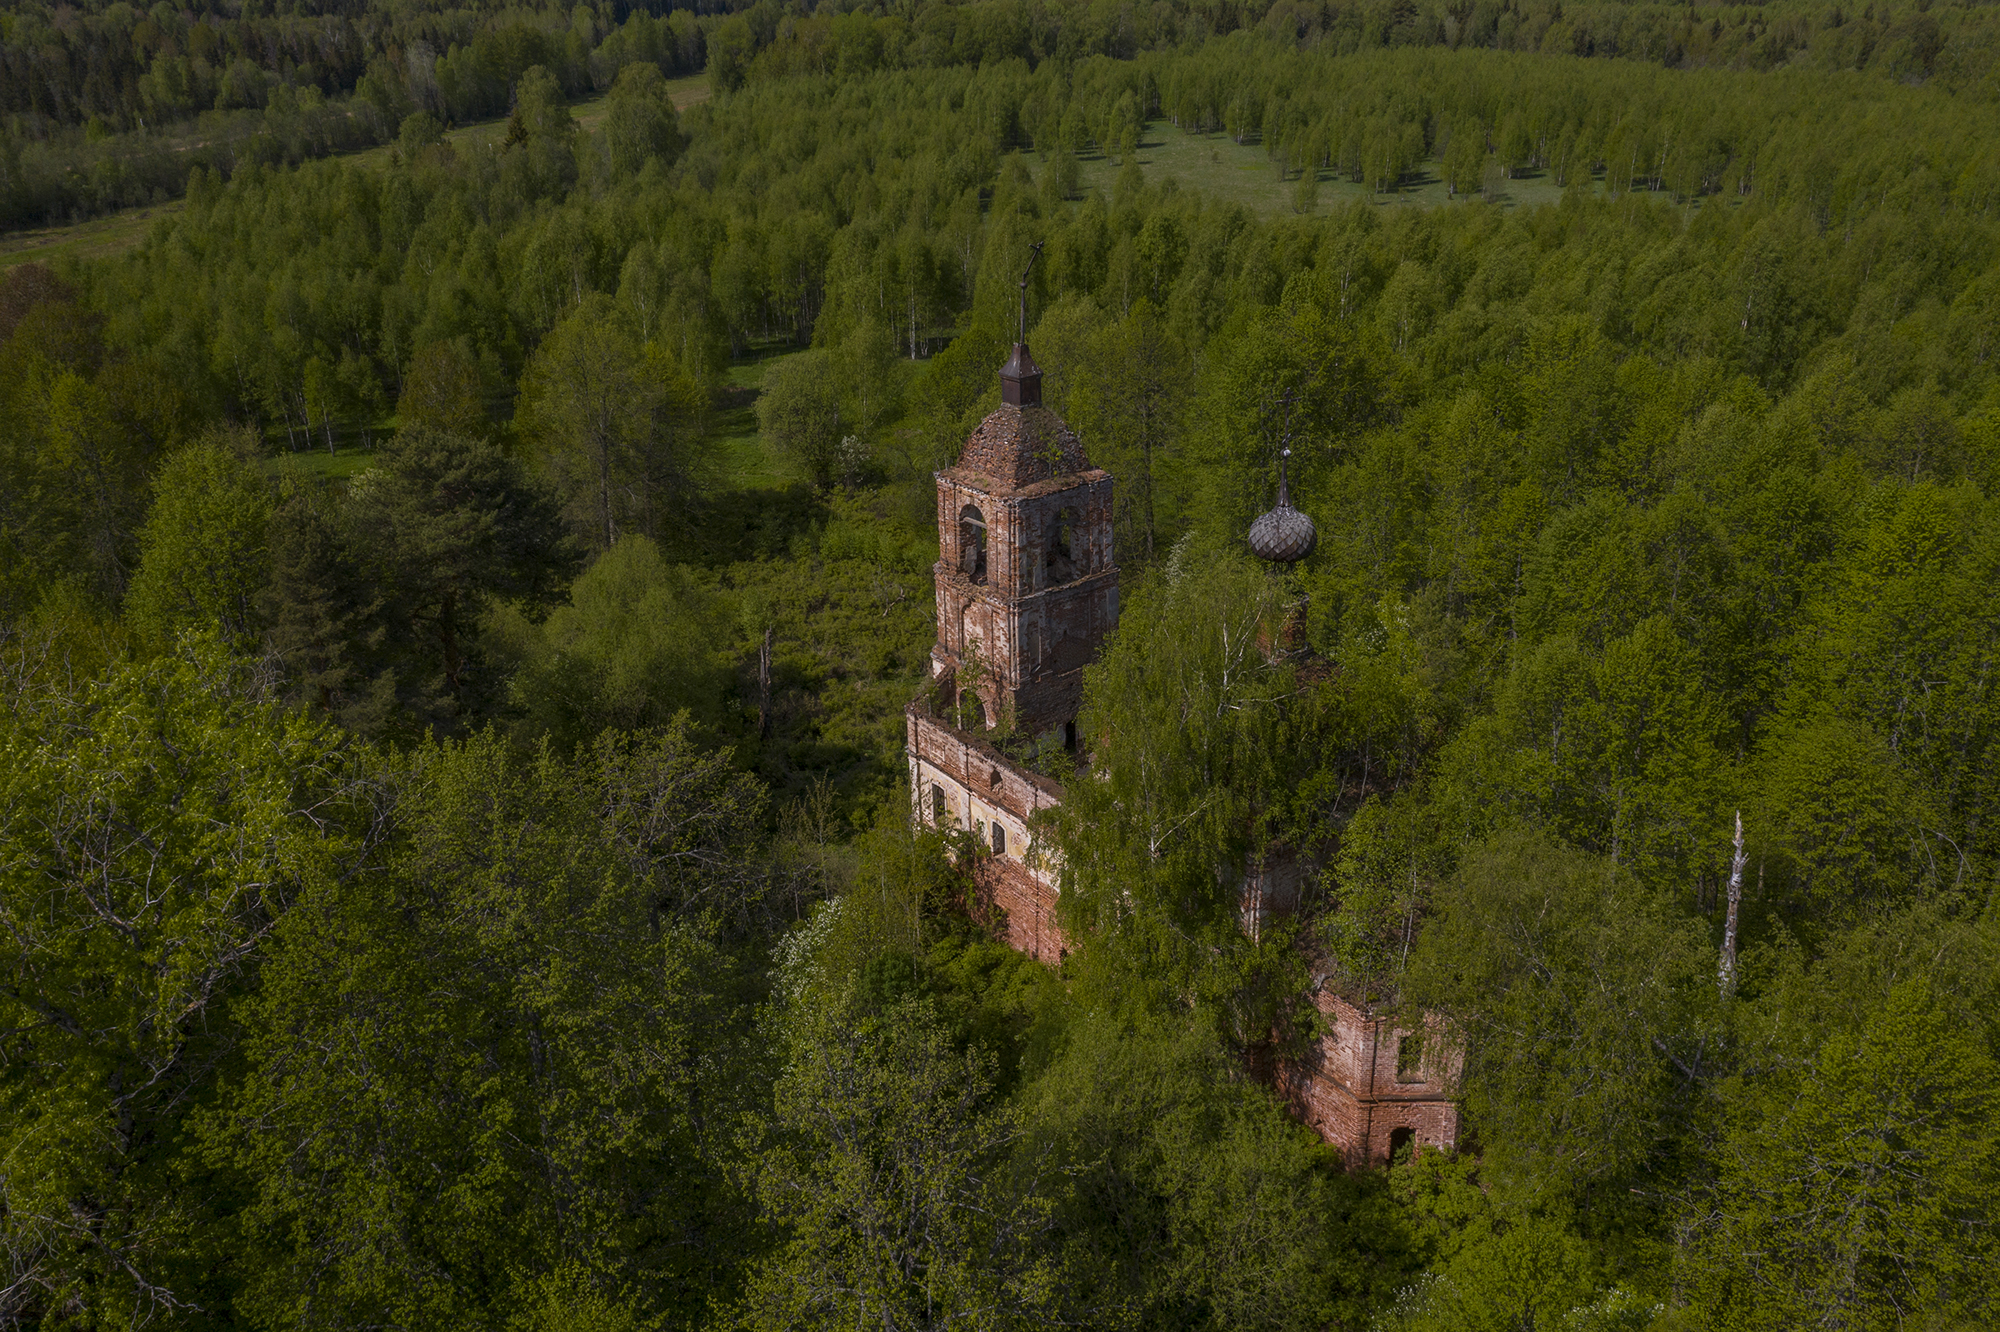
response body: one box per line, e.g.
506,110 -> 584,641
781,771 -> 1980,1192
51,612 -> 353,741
1248,449 -> 1317,563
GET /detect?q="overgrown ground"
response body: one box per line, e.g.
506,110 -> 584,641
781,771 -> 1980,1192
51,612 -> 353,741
1046,120 -> 1741,216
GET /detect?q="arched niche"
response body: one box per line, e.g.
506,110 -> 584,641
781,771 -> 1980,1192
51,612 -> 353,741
1047,505 -> 1078,583
958,504 -> 987,583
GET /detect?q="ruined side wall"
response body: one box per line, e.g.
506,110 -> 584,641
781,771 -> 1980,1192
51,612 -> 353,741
1275,991 -> 1461,1167
973,854 -> 1065,965
907,707 -> 1066,964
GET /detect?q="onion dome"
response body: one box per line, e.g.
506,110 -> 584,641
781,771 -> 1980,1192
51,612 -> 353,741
1248,448 -> 1317,563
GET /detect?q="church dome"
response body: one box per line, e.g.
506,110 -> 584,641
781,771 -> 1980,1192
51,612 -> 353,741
956,402 -> 1091,490
1248,449 -> 1316,563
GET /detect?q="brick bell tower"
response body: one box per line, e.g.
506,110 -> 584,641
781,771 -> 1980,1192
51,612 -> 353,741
930,363 -> 1117,738
929,249 -> 1117,741
906,244 -> 1117,963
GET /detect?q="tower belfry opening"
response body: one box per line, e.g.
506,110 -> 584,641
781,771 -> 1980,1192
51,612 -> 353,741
959,505 -> 987,582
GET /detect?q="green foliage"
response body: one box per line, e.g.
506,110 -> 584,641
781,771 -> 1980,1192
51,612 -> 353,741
1381,1215 -> 1598,1332
491,534 -> 735,750
755,350 -> 843,490
520,294 -> 708,552
812,804 -> 972,975
0,636 -> 367,1324
10,17 -> 2000,1329
601,63 -> 686,179
398,338 -> 492,439
1032,295 -> 1193,558
125,427 -> 272,649
1019,1010 -> 1398,1329
1405,832 -> 1716,1203
1053,536 -> 1335,1001
734,991 -> 1063,1330
1685,980 -> 2000,1330
0,266 -> 186,614
342,424 -> 576,731
212,724 -> 766,1329
508,1267 -> 664,1332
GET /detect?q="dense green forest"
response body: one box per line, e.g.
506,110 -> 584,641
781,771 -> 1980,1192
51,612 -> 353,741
12,0 -> 2000,224
5,7 -> 2000,1330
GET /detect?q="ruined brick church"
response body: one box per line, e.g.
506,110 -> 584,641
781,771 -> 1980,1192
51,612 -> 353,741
904,312 -> 1459,1169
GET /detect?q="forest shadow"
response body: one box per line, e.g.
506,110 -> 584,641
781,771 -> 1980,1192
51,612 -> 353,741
689,479 -> 825,566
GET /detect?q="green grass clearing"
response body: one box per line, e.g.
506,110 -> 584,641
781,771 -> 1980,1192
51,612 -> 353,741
0,202 -> 185,270
1,73 -> 710,270
1043,119 -> 1717,216
267,448 -> 380,482
713,345 -> 810,492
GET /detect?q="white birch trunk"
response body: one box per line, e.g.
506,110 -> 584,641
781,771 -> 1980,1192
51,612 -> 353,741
1719,810 -> 1746,998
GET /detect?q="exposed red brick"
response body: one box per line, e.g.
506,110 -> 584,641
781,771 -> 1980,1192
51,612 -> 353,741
907,362 -> 1461,1171
953,404 -> 1092,491
974,853 -> 1066,965
1273,992 -> 1461,1168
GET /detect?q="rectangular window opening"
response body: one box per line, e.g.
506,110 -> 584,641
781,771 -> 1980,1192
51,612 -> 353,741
1396,1033 -> 1425,1083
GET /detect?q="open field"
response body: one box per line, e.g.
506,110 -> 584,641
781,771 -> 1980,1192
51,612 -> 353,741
0,202 -> 186,270
0,72 -> 710,271
1046,119 -> 1720,216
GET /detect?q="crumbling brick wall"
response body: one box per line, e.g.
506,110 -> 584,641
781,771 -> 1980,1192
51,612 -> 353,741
907,705 -> 1065,965
932,415 -> 1115,738
1274,991 -> 1461,1167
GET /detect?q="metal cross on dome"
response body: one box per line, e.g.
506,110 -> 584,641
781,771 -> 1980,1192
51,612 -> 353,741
1017,241 -> 1043,346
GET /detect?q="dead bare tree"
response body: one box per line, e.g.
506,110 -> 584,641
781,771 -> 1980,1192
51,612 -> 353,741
1718,811 -> 1746,998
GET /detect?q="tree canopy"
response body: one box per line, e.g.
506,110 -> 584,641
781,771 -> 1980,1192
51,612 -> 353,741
4,10 -> 2000,1329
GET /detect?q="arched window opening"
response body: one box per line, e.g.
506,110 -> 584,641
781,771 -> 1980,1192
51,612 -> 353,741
993,823 -> 1007,856
959,505 -> 987,583
931,783 -> 947,826
1047,506 -> 1078,583
1063,720 -> 1078,752
1388,1127 -> 1416,1166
